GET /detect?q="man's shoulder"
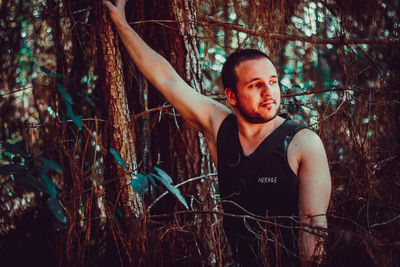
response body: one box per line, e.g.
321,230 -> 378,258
292,128 -> 326,157
215,110 -> 235,131
293,127 -> 321,143
201,102 -> 231,139
275,114 -> 308,141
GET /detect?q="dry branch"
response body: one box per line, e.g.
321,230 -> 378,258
199,16 -> 400,45
131,86 -> 369,120
129,18 -> 400,45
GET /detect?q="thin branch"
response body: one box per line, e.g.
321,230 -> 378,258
143,209 -> 328,237
133,105 -> 172,119
283,88 -> 344,98
370,213 -> 400,228
198,16 -> 400,45
145,172 -> 218,212
0,84 -> 48,97
130,86 -> 373,120
129,17 -> 400,45
128,18 -> 400,45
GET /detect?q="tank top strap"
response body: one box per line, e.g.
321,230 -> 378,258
217,113 -> 243,173
278,114 -> 309,153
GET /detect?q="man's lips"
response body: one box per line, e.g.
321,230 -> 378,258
260,100 -> 275,107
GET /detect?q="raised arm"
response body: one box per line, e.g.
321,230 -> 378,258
293,129 -> 332,265
103,0 -> 230,140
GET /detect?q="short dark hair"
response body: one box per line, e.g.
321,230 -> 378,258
221,49 -> 273,92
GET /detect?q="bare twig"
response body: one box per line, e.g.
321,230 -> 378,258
199,17 -> 400,45
144,209 -> 327,237
145,172 -> 218,212
0,83 -> 51,97
370,213 -> 400,228
130,86 -> 371,120
128,17 -> 400,45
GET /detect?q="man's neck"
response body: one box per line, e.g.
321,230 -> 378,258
236,114 -> 284,139
235,114 -> 284,156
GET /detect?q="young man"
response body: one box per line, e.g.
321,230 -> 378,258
104,1 -> 331,266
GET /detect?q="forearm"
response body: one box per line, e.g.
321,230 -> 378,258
103,0 -> 231,135
113,22 -> 209,128
298,215 -> 327,265
114,22 -> 181,92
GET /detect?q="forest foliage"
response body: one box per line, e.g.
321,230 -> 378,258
0,0 -> 399,266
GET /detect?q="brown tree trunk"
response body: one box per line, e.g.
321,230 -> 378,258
173,1 -> 223,265
123,0 -> 226,264
94,1 -> 144,218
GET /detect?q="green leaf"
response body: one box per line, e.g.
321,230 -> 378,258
72,115 -> 82,130
3,151 -> 15,159
84,96 -> 95,106
152,168 -> 189,210
41,173 -> 57,198
116,208 -> 123,218
80,201 -> 84,215
57,83 -> 74,104
80,75 -> 88,84
66,103 -> 74,121
109,148 -> 128,170
53,221 -> 68,230
39,157 -> 62,173
147,174 -> 157,187
131,173 -> 149,195
55,73 -> 65,79
65,103 -> 74,121
66,103 -> 82,130
40,66 -> 54,77
47,197 -> 67,224
154,166 -> 172,184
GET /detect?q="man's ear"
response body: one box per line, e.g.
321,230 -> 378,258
225,88 -> 237,106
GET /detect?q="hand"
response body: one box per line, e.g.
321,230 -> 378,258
103,0 -> 128,28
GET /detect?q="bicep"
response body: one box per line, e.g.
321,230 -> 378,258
296,131 -> 331,225
161,77 -> 231,139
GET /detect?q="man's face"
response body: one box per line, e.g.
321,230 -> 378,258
230,57 -> 281,123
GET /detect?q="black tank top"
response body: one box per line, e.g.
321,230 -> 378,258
217,113 -> 307,266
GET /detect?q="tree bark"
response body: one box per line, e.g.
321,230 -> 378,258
173,0 -> 223,265
94,1 -> 144,218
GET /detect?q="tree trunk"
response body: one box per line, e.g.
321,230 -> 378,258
122,0 -> 226,264
94,0 -> 144,218
173,0 -> 223,265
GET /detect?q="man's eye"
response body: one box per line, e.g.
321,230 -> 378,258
250,83 -> 262,88
269,80 -> 277,85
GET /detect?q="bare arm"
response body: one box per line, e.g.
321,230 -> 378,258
294,129 -> 331,265
103,0 -> 230,141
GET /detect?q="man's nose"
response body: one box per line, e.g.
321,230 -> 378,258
260,86 -> 272,98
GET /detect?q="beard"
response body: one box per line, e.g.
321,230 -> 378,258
236,98 -> 280,124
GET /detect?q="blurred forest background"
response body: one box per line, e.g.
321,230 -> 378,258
0,0 -> 399,266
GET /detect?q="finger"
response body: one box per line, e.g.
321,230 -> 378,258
115,0 -> 127,7
103,1 -> 114,9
